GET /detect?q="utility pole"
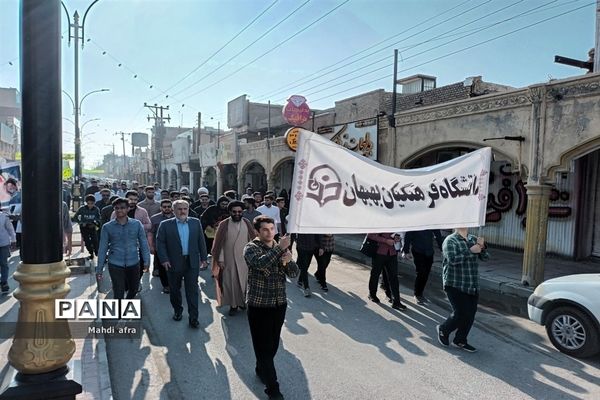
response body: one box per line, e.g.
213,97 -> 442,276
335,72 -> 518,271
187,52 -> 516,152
145,103 -> 170,184
390,49 -> 398,128
115,132 -> 130,179
267,100 -> 272,190
595,0 -> 600,72
196,111 -> 202,152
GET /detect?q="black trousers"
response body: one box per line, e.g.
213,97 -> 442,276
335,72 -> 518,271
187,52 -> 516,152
166,257 -> 200,320
108,264 -> 140,300
412,250 -> 434,297
248,304 -> 287,392
315,251 -> 332,284
439,286 -> 479,344
81,225 -> 99,257
205,237 -> 214,255
369,254 -> 400,305
296,249 -> 314,289
153,254 -> 169,288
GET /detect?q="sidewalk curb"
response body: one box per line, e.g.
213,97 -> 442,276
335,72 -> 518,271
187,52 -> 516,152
334,237 -> 533,318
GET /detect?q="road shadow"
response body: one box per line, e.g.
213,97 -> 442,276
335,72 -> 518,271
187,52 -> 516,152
221,311 -> 310,400
452,309 -> 600,400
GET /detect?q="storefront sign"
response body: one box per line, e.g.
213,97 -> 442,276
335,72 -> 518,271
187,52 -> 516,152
283,95 -> 310,125
317,118 -> 379,161
285,127 -> 300,151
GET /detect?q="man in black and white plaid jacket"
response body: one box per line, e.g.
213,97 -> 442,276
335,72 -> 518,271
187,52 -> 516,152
243,215 -> 298,400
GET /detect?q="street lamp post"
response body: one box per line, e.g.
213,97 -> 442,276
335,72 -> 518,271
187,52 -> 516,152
61,0 -> 104,210
0,1 -> 81,398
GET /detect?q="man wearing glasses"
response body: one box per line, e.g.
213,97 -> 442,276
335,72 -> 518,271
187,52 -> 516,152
95,188 -> 112,210
96,198 -> 150,299
150,199 -> 175,293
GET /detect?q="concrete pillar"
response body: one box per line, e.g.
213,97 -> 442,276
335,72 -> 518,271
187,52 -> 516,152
521,184 -> 553,286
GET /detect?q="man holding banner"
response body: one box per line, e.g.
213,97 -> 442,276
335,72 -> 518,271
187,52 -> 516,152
287,128 -> 491,344
437,228 -> 488,353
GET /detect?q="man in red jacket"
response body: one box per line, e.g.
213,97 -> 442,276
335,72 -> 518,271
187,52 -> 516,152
366,233 -> 407,311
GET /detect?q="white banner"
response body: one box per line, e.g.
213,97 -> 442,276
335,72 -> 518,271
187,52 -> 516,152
287,129 -> 491,233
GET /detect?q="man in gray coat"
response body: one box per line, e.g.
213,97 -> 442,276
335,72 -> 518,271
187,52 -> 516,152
156,199 -> 208,328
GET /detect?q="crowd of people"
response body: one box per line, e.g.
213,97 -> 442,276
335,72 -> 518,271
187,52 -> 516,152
0,177 -> 490,399
64,179 -> 333,399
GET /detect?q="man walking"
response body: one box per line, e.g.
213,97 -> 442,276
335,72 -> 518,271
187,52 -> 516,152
295,234 -> 320,297
192,193 -> 211,217
257,195 -> 281,238
402,229 -> 444,305
62,200 -> 73,257
138,186 -> 161,219
437,228 -> 488,353
275,197 -> 288,237
0,210 -> 16,293
242,198 -> 261,222
211,201 -> 256,316
244,218 -> 297,399
150,199 -> 174,293
73,194 -> 101,260
84,178 -> 100,196
112,191 -> 152,282
366,233 -> 406,311
116,181 -> 128,197
95,188 -> 112,210
201,196 -> 230,253
315,234 -> 334,291
156,200 -> 208,328
96,198 -> 150,299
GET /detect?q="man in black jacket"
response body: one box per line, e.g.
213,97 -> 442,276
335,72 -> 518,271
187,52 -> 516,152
402,229 -> 444,305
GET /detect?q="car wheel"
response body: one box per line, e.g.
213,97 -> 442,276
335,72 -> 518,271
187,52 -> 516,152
545,306 -> 600,358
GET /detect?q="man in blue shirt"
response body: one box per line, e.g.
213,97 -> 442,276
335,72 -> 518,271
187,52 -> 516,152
96,198 -> 150,299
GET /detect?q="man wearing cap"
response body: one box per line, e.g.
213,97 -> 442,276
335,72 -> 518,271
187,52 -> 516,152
85,179 -> 100,196
191,187 -> 215,210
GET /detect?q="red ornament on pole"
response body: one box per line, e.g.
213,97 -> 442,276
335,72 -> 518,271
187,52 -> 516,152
283,95 -> 310,125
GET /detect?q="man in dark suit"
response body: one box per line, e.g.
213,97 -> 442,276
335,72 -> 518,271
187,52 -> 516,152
156,199 -> 208,328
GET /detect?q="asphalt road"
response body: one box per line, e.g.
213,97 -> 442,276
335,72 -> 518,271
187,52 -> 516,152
105,254 -> 600,400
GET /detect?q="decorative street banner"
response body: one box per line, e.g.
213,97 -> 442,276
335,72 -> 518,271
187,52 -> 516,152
287,129 -> 491,233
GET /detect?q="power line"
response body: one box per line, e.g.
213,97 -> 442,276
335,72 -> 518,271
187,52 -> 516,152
309,1 -> 595,104
290,0 -> 568,103
168,0 -> 311,99
147,0 -> 279,102
274,0 -> 538,102
173,0 -> 351,105
259,0 -> 583,102
255,0 -> 488,101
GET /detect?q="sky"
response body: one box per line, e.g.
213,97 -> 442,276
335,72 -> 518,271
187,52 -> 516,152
0,0 -> 597,168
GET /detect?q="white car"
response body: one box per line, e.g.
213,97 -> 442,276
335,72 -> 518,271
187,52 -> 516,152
528,274 -> 600,358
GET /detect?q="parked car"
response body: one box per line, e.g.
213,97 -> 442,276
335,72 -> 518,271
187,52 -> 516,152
528,274 -> 600,358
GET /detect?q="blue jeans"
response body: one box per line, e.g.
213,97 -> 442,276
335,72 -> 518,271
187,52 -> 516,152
0,245 -> 11,284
